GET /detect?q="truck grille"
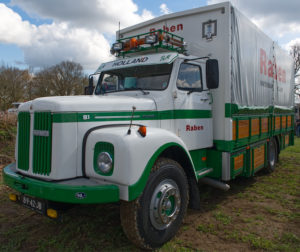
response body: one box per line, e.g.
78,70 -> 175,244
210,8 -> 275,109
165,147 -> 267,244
32,112 -> 52,175
17,112 -> 31,171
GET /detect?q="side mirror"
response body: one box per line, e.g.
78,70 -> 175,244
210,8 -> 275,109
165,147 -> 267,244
84,86 -> 92,95
206,59 -> 219,89
84,76 -> 95,95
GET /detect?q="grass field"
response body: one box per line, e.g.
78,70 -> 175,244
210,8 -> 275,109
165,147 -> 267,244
0,120 -> 299,251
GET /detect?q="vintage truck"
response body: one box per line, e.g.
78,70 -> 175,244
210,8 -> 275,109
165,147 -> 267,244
3,2 -> 294,249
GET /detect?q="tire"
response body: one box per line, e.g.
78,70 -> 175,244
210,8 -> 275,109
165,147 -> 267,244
120,158 -> 189,250
265,138 -> 277,173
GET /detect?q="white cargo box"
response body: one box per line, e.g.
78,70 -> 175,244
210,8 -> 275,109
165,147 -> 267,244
118,2 -> 294,141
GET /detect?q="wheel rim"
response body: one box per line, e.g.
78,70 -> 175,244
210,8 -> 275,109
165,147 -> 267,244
149,179 -> 181,230
269,141 -> 276,167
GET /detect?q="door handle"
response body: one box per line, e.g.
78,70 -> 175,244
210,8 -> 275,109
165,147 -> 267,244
200,98 -> 209,101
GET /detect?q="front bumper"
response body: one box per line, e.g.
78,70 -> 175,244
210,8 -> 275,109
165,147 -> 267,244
3,163 -> 119,204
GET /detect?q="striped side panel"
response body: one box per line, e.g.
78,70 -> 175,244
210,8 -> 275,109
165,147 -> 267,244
282,116 -> 286,129
251,118 -> 259,136
234,153 -> 244,171
275,117 -> 281,130
238,120 -> 249,139
232,120 -> 236,140
287,116 -> 292,127
253,145 -> 265,169
285,135 -> 289,146
261,118 -> 268,133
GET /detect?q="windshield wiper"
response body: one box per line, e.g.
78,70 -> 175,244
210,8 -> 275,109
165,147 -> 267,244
125,88 -> 150,95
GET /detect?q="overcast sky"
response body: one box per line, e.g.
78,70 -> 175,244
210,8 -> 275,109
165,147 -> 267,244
0,0 -> 299,72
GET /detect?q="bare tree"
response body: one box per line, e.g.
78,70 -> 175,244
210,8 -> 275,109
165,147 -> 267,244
291,44 -> 300,76
0,66 -> 30,110
32,68 -> 56,98
290,43 -> 300,101
0,61 -> 88,110
33,61 -> 88,97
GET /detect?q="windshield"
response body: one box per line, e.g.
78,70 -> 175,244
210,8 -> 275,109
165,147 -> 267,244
94,64 -> 173,95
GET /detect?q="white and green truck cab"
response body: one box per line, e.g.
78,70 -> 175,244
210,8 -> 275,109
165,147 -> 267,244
3,2 -> 294,249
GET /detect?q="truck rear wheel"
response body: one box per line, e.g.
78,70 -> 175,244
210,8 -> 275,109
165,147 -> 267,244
265,138 -> 277,173
120,158 -> 189,250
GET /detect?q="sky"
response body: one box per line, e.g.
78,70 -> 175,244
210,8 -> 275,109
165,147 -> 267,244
0,0 -> 300,73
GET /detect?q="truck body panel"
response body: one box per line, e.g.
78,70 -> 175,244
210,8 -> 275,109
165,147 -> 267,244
118,2 -> 294,142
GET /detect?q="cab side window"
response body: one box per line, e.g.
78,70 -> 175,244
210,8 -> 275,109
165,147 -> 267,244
176,63 -> 202,91
95,73 -> 123,94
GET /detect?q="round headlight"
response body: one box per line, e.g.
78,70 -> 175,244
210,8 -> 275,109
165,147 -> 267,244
97,152 -> 113,174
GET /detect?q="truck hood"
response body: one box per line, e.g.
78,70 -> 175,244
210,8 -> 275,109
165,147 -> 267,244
19,95 -> 157,112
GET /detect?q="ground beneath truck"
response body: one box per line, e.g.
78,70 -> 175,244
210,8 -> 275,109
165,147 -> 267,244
0,140 -> 299,251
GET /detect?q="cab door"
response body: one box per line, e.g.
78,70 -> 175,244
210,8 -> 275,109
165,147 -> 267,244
173,61 -> 213,150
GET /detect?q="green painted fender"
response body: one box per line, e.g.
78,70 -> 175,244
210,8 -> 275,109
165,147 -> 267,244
127,142 -> 194,201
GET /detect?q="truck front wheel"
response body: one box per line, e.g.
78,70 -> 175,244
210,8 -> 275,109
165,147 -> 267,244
120,158 -> 189,250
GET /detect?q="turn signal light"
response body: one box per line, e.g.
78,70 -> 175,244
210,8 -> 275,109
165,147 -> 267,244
9,193 -> 17,201
130,38 -> 138,49
138,126 -> 147,137
47,209 -> 58,219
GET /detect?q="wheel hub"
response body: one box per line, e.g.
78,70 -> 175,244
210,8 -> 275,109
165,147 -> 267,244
149,179 -> 181,230
269,140 -> 276,167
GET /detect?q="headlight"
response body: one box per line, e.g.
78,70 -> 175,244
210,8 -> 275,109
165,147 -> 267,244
97,152 -> 113,174
113,42 -> 123,51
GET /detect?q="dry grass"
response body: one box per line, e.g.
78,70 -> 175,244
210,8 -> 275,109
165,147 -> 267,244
0,113 -> 16,164
0,112 -> 17,124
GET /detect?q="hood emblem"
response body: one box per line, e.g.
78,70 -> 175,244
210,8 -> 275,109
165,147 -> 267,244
75,192 -> 86,199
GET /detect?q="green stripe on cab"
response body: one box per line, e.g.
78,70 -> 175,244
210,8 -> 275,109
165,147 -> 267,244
52,109 -> 212,123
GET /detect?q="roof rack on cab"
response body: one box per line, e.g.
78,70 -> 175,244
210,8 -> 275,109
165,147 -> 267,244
110,29 -> 187,57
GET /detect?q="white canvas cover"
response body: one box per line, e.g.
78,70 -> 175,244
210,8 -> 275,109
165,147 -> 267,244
273,44 -> 294,109
231,8 -> 294,109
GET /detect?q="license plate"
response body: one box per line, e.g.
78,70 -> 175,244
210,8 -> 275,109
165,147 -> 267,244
20,195 -> 46,214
